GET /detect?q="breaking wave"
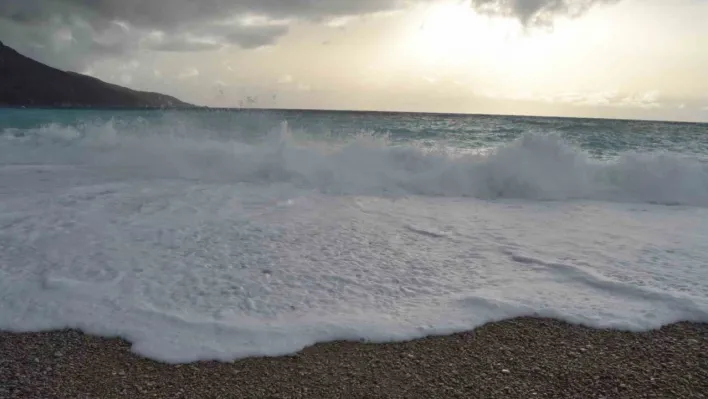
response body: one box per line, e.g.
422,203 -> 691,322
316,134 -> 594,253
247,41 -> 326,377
3,119 -> 708,206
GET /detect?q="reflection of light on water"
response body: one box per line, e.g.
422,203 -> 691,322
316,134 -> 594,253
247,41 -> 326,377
454,147 -> 496,157
407,139 -> 496,159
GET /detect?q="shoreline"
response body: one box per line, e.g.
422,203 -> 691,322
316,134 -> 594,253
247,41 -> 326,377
2,317 -> 706,398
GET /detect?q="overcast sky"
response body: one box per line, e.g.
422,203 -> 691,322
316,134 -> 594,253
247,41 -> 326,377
2,0 -> 707,121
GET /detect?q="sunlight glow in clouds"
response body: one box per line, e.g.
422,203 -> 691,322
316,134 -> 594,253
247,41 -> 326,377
404,2 -> 518,62
1,0 -> 707,121
392,1 -> 595,91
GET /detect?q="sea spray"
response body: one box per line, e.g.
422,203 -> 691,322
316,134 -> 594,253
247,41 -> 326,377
1,111 -> 707,363
3,119 -> 707,206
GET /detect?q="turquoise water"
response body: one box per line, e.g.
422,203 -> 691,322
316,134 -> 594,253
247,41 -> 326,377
2,108 -> 708,362
2,109 -> 707,158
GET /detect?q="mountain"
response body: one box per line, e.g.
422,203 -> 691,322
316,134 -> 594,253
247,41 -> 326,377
0,41 -> 193,108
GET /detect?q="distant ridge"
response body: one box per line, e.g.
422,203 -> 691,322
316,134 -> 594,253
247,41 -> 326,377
0,40 -> 192,108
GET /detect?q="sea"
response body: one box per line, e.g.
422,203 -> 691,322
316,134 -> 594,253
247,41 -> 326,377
1,108 -> 707,363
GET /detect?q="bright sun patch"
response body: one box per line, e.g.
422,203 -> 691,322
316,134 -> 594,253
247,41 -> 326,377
419,2 -> 480,53
386,0 -> 578,94
404,1 -> 519,64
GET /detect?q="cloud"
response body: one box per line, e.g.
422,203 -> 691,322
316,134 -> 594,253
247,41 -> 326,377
617,90 -> 662,109
552,90 -> 620,106
142,33 -> 223,52
483,89 -> 665,109
297,83 -> 312,92
278,75 -> 294,84
1,0 -> 416,30
177,67 -> 200,79
0,13 -> 142,70
0,1 -> 69,24
325,16 -> 358,28
468,0 -> 619,26
275,74 -> 312,92
1,0 -> 417,70
219,24 -> 290,49
55,0 -> 413,28
0,0 -> 624,72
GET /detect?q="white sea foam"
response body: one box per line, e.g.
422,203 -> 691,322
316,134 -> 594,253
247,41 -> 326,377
3,119 -> 707,205
1,119 -> 707,363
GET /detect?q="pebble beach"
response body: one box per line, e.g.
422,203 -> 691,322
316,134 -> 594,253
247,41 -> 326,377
2,317 -> 707,398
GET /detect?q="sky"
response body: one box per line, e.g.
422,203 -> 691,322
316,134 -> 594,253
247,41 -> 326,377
2,0 -> 707,122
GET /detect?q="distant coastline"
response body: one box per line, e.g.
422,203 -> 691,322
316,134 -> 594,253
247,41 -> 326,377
0,40 -> 193,109
1,40 -> 704,125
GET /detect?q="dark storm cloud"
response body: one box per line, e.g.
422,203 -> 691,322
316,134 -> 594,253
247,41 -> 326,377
1,0 -> 622,31
0,0 -> 408,68
0,0 -> 621,71
1,0 -> 413,29
0,1 -> 54,23
143,37 -> 224,53
0,13 -> 141,70
221,24 -> 290,49
70,0 -> 413,27
140,23 -> 289,52
468,0 -> 619,26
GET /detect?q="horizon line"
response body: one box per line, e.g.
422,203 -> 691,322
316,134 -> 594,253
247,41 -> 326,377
3,104 -> 707,125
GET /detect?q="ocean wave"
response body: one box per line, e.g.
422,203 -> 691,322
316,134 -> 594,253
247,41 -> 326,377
2,117 -> 708,363
2,119 -> 708,206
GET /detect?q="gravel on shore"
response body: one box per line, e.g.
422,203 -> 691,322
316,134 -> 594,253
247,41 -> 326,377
1,317 -> 707,399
